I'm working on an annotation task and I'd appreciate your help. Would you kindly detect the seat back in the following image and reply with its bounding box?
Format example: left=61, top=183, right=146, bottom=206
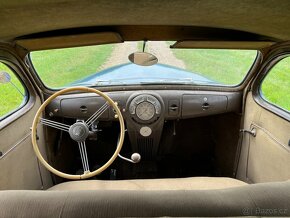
left=0, top=181, right=289, bottom=217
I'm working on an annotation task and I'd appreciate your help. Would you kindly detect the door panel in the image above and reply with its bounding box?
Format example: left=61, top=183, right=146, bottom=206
left=0, top=97, right=52, bottom=190
left=0, top=51, right=52, bottom=190
left=247, top=123, right=290, bottom=182
left=237, top=93, right=290, bottom=183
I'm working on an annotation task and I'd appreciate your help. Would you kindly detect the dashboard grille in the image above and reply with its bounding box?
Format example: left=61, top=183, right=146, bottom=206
left=137, top=137, right=154, bottom=160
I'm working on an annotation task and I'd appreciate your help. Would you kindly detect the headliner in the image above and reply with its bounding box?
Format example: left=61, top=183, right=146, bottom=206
left=0, top=0, right=290, bottom=42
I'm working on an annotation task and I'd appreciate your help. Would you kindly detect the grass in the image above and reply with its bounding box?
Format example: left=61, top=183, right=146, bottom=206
left=30, top=44, right=114, bottom=88
left=261, top=58, right=290, bottom=111
left=0, top=44, right=114, bottom=117
left=172, top=49, right=257, bottom=85
left=137, top=41, right=145, bottom=51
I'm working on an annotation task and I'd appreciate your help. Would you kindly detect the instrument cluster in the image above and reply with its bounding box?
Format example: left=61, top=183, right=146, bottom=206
left=129, top=94, right=162, bottom=123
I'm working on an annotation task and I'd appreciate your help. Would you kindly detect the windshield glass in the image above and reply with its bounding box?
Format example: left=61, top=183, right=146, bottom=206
left=30, top=41, right=257, bottom=89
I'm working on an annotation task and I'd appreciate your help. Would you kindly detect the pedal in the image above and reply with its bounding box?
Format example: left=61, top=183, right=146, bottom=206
left=110, top=169, right=117, bottom=180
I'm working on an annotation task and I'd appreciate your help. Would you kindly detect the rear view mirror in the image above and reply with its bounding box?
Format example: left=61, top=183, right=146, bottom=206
left=0, top=71, right=11, bottom=84
left=128, top=52, right=158, bottom=66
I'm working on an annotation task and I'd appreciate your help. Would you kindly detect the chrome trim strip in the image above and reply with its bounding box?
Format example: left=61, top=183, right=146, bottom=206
left=0, top=132, right=31, bottom=160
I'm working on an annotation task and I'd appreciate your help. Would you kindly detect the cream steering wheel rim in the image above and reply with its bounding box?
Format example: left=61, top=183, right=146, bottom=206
left=31, top=86, right=125, bottom=180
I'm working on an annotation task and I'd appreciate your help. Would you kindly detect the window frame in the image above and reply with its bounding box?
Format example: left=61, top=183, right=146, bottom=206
left=27, top=46, right=261, bottom=92
left=0, top=61, right=29, bottom=122
left=253, top=53, right=290, bottom=122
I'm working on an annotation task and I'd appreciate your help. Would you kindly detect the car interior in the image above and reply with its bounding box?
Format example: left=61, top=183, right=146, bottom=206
left=0, top=0, right=289, bottom=217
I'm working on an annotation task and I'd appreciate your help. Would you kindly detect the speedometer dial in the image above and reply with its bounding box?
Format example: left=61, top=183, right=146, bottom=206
left=136, top=101, right=155, bottom=121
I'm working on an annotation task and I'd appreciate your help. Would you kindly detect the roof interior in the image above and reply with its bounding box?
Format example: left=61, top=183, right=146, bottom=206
left=0, top=0, right=290, bottom=42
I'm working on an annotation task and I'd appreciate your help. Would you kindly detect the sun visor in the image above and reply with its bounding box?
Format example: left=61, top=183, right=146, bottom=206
left=15, top=32, right=123, bottom=51
left=170, top=40, right=275, bottom=50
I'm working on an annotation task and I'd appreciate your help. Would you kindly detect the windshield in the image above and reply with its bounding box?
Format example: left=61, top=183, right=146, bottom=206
left=30, top=41, right=257, bottom=89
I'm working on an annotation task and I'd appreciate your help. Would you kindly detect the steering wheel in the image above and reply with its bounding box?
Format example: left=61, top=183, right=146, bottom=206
left=31, top=87, right=125, bottom=180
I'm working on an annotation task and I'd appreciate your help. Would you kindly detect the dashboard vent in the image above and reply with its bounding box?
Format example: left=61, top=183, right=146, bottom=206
left=137, top=137, right=154, bottom=160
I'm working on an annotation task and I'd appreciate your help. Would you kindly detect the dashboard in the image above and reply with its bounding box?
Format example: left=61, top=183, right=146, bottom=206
left=46, top=90, right=241, bottom=159
left=47, top=90, right=241, bottom=120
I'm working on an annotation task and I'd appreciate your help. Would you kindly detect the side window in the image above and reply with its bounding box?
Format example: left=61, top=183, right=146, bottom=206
left=260, top=57, right=290, bottom=112
left=0, top=62, right=27, bottom=120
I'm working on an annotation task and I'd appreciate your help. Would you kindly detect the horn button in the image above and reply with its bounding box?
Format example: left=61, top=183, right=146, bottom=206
left=69, top=122, right=89, bottom=142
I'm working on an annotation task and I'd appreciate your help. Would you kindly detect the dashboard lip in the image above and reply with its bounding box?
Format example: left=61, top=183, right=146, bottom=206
left=43, top=85, right=244, bottom=100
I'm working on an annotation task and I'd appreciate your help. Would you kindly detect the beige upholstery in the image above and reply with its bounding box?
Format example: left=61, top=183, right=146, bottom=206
left=237, top=93, right=290, bottom=183
left=49, top=177, right=247, bottom=191
left=0, top=181, right=289, bottom=217
left=0, top=96, right=52, bottom=190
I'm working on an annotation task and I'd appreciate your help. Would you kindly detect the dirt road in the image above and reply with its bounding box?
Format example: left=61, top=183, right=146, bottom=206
left=100, top=41, right=185, bottom=70
left=146, top=41, right=185, bottom=69
left=99, top=42, right=138, bottom=70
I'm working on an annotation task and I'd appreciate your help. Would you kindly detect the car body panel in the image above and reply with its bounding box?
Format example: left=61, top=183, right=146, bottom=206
left=73, top=63, right=213, bottom=86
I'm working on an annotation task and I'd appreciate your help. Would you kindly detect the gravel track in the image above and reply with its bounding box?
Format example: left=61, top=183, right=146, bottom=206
left=146, top=41, right=185, bottom=69
left=99, top=41, right=185, bottom=70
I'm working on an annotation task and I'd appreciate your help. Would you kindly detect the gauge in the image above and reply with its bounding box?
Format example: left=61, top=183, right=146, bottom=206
left=129, top=105, right=136, bottom=114
left=135, top=96, right=145, bottom=104
left=140, top=126, right=152, bottom=137
left=136, top=101, right=155, bottom=121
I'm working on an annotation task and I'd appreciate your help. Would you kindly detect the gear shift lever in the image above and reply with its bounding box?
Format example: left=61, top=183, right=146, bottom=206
left=118, top=153, right=141, bottom=163
left=116, top=133, right=141, bottom=163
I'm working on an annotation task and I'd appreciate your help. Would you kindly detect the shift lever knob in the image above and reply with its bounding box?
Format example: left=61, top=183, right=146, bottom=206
left=131, top=153, right=141, bottom=163
left=118, top=152, right=141, bottom=164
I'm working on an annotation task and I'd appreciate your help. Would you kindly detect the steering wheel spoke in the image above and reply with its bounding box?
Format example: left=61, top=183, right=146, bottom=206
left=78, top=141, right=90, bottom=173
left=86, top=102, right=110, bottom=127
left=40, top=118, right=70, bottom=132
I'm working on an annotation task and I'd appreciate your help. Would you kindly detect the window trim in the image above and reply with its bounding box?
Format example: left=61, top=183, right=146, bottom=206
left=253, top=53, right=290, bottom=122
left=27, top=48, right=262, bottom=94
left=0, top=56, right=36, bottom=131
left=0, top=62, right=29, bottom=121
